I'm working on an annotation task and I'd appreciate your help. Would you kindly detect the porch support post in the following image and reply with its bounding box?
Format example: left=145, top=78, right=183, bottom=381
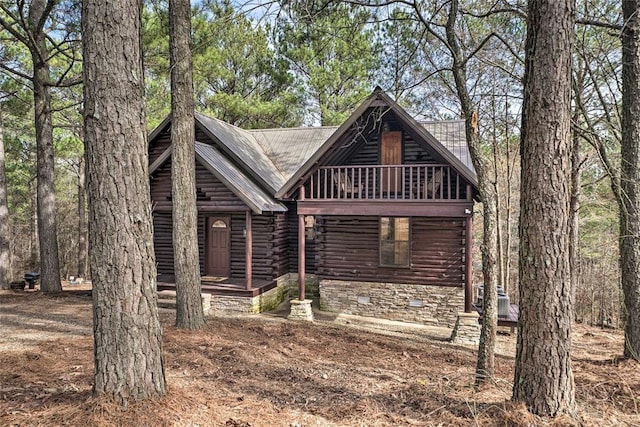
left=465, top=214, right=473, bottom=313
left=289, top=185, right=313, bottom=321
left=245, top=210, right=252, bottom=290
left=298, top=196, right=306, bottom=300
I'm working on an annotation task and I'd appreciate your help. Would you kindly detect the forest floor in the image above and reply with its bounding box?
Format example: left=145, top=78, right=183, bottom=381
left=0, top=284, right=638, bottom=427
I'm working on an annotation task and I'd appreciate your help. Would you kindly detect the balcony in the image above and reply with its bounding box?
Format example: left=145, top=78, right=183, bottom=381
left=305, top=164, right=469, bottom=201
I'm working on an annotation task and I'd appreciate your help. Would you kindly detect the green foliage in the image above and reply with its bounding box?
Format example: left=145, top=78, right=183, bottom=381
left=143, top=0, right=302, bottom=129
left=276, top=1, right=379, bottom=125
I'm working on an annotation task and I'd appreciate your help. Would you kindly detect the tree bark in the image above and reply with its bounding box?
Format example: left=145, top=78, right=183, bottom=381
left=83, top=0, right=166, bottom=401
left=30, top=2, right=62, bottom=292
left=169, top=0, right=205, bottom=329
left=512, top=0, right=576, bottom=417
left=0, top=103, right=9, bottom=289
left=621, top=0, right=640, bottom=360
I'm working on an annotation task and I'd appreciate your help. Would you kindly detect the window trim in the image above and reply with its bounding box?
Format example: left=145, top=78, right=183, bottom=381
left=379, top=216, right=411, bottom=268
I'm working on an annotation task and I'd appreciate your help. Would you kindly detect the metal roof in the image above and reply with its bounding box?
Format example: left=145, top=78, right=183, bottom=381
left=195, top=113, right=287, bottom=194
left=195, top=142, right=287, bottom=214
left=421, top=120, right=476, bottom=173
left=248, top=126, right=336, bottom=181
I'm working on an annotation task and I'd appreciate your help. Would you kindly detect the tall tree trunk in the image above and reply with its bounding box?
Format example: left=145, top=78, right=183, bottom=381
left=513, top=0, right=576, bottom=417
left=621, top=0, right=640, bottom=360
left=0, top=103, right=9, bottom=289
left=169, top=0, right=205, bottom=329
left=29, top=1, right=62, bottom=292
left=77, top=154, right=88, bottom=279
left=83, top=0, right=166, bottom=401
left=30, top=184, right=39, bottom=272
left=442, top=0, right=499, bottom=384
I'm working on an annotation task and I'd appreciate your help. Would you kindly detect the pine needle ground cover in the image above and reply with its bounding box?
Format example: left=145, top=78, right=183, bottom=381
left=0, top=287, right=637, bottom=426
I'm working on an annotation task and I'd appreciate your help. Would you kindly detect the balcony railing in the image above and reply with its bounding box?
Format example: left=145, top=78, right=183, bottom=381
left=306, top=164, right=467, bottom=201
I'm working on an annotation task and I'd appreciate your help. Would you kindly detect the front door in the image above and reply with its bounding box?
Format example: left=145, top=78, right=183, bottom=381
left=206, top=217, right=230, bottom=277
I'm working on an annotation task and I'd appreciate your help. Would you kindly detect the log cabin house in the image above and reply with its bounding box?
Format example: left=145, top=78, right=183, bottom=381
left=148, top=88, right=478, bottom=327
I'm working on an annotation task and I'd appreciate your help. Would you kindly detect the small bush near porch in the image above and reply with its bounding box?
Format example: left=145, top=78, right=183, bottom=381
left=0, top=289, right=637, bottom=426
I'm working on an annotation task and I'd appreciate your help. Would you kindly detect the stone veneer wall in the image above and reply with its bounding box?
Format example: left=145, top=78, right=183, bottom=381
left=287, top=274, right=320, bottom=299
left=208, top=274, right=291, bottom=315
left=319, top=279, right=464, bottom=328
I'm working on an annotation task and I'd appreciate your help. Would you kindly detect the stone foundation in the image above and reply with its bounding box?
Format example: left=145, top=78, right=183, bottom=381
left=450, top=312, right=481, bottom=345
left=287, top=274, right=320, bottom=299
left=288, top=299, right=314, bottom=321
left=319, top=279, right=464, bottom=327
left=208, top=275, right=290, bottom=315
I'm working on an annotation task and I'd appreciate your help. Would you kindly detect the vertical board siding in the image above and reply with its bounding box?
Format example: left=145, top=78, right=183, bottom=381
left=317, top=216, right=464, bottom=286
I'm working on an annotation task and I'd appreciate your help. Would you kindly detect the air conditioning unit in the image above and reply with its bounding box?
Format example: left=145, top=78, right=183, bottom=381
left=498, top=294, right=510, bottom=318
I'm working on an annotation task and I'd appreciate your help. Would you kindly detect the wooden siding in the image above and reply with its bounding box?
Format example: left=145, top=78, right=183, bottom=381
left=149, top=126, right=172, bottom=165
left=150, top=159, right=247, bottom=211
left=316, top=216, right=465, bottom=287
left=286, top=202, right=317, bottom=274
left=154, top=211, right=285, bottom=282
left=343, top=129, right=437, bottom=166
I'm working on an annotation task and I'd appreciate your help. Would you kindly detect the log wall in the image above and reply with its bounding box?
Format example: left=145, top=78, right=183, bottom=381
left=316, top=216, right=465, bottom=287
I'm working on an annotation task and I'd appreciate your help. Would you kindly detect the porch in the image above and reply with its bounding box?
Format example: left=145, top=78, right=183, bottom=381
left=157, top=276, right=276, bottom=297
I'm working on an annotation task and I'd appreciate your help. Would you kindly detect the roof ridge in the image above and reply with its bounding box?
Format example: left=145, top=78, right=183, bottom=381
left=248, top=125, right=339, bottom=132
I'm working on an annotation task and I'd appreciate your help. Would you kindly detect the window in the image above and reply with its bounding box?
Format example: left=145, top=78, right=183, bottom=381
left=211, top=219, right=227, bottom=228
left=380, top=217, right=410, bottom=267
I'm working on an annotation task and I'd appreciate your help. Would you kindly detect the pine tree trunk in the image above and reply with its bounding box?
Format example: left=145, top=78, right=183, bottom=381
left=169, top=0, right=205, bottom=329
left=513, top=0, right=576, bottom=417
left=77, top=154, right=88, bottom=279
left=621, top=0, right=640, bottom=361
left=32, top=55, right=62, bottom=292
left=83, top=0, right=166, bottom=401
left=0, top=103, right=9, bottom=290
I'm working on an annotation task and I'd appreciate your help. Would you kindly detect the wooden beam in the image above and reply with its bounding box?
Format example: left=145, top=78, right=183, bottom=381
left=245, top=211, right=252, bottom=290
left=465, top=215, right=473, bottom=313
left=298, top=186, right=306, bottom=300
left=152, top=205, right=250, bottom=212
left=297, top=200, right=474, bottom=217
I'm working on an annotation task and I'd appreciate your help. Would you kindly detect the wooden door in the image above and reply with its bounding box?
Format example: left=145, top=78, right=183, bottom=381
left=206, top=217, right=230, bottom=277
left=381, top=131, right=402, bottom=194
